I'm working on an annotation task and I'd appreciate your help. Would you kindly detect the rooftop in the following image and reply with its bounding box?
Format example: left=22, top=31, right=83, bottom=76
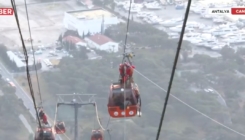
left=87, top=34, right=114, bottom=45
left=62, top=35, right=85, bottom=44
left=67, top=8, right=114, bottom=20
left=7, top=51, right=33, bottom=67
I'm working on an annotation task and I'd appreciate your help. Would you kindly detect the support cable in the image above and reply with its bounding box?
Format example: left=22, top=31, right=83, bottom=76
left=23, top=0, right=43, bottom=106
left=131, top=68, right=245, bottom=138
left=10, top=0, right=42, bottom=130
left=123, top=0, right=133, bottom=54
left=155, top=0, right=192, bottom=139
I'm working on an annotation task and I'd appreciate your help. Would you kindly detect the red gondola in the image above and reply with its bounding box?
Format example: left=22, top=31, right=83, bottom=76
left=34, top=125, right=55, bottom=140
left=54, top=121, right=66, bottom=134
left=107, top=82, right=141, bottom=118
left=91, top=129, right=104, bottom=140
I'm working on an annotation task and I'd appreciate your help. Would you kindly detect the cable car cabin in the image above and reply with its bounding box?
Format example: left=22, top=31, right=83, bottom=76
left=34, top=125, right=55, bottom=140
left=107, top=82, right=140, bottom=118
left=54, top=121, right=66, bottom=134
left=91, top=130, right=103, bottom=140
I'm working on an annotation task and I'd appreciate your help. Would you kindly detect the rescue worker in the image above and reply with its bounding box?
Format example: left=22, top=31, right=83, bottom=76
left=39, top=110, right=48, bottom=125
left=133, top=84, right=140, bottom=102
left=119, top=62, right=135, bottom=85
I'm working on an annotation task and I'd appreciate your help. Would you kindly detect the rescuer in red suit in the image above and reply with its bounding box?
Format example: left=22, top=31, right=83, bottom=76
left=119, top=62, right=135, bottom=85
left=39, top=110, right=48, bottom=125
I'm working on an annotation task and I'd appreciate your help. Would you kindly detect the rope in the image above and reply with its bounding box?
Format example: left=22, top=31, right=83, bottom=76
left=133, top=68, right=245, bottom=137
left=10, top=0, right=42, bottom=130
left=53, top=103, right=72, bottom=140
left=93, top=103, right=108, bottom=131
left=23, top=0, right=43, bottom=106
left=155, top=0, right=192, bottom=139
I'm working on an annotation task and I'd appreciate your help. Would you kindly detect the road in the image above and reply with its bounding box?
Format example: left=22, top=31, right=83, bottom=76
left=19, top=114, right=34, bottom=134
left=0, top=63, right=62, bottom=140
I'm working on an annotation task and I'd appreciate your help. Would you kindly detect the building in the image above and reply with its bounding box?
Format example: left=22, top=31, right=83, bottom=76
left=62, top=35, right=87, bottom=50
left=7, top=51, right=34, bottom=68
left=85, top=34, right=119, bottom=53
left=63, top=8, right=121, bottom=36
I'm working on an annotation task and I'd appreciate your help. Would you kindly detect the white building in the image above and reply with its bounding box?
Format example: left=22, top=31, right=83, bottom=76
left=63, top=8, right=121, bottom=36
left=85, top=34, right=119, bottom=53
left=7, top=51, right=34, bottom=68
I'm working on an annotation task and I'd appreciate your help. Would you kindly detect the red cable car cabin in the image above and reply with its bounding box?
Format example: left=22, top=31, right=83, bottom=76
left=34, top=125, right=55, bottom=140
left=54, top=121, right=66, bottom=134
left=91, top=130, right=104, bottom=140
left=107, top=82, right=140, bottom=118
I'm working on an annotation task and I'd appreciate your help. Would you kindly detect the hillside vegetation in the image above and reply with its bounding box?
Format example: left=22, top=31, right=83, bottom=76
left=2, top=21, right=245, bottom=140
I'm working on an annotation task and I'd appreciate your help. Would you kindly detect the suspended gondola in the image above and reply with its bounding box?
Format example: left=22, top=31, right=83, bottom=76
left=54, top=121, right=66, bottom=134
left=107, top=53, right=141, bottom=118
left=34, top=125, right=55, bottom=140
left=91, top=129, right=104, bottom=140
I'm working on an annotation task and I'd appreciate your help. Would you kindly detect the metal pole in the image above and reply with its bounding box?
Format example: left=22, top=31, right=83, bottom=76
left=57, top=102, right=94, bottom=140
left=56, top=94, right=96, bottom=140
left=74, top=104, right=79, bottom=140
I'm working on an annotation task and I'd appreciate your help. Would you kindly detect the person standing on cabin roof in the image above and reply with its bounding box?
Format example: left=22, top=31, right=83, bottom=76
left=42, top=113, right=48, bottom=125
left=119, top=62, right=135, bottom=85
left=39, top=110, right=48, bottom=125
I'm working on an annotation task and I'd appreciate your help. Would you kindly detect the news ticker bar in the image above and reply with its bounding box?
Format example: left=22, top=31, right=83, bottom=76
left=209, top=8, right=245, bottom=15
left=0, top=8, right=14, bottom=15
left=1, top=7, right=245, bottom=15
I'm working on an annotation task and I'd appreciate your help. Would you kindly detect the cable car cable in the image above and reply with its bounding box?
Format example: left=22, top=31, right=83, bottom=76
left=131, top=68, right=245, bottom=137
left=106, top=117, right=111, bottom=140
left=123, top=0, right=133, bottom=54
left=10, top=0, right=42, bottom=129
left=155, top=0, right=192, bottom=139
left=121, top=1, right=133, bottom=139
left=23, top=0, right=43, bottom=106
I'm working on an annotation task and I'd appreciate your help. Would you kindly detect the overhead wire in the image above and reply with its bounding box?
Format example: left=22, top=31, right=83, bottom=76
left=121, top=1, right=133, bottom=140
left=23, top=0, right=43, bottom=106
left=10, top=0, right=42, bottom=130
left=133, top=68, right=245, bottom=137
left=123, top=0, right=133, bottom=55
left=155, top=0, right=192, bottom=139
left=105, top=117, right=111, bottom=140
